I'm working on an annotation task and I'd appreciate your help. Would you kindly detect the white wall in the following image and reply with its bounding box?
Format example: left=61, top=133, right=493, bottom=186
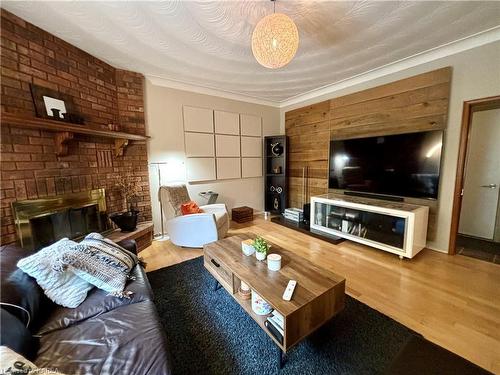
left=281, top=41, right=500, bottom=252
left=145, top=83, right=281, bottom=235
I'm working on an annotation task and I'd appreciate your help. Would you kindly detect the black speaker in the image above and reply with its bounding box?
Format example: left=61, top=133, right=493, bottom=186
left=302, top=203, right=310, bottom=224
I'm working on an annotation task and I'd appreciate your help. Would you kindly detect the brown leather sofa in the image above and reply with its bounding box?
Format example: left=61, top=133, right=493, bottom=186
left=0, top=240, right=171, bottom=375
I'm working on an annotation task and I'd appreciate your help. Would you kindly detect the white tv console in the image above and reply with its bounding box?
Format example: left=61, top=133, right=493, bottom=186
left=310, top=194, right=429, bottom=259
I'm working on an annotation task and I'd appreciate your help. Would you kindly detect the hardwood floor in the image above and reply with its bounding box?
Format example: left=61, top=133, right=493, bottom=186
left=140, top=215, right=500, bottom=373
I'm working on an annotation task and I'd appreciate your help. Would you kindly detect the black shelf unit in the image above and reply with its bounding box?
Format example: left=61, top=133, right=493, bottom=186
left=264, top=135, right=287, bottom=214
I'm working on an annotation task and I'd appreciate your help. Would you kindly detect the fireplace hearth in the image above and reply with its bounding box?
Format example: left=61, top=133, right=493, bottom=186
left=12, top=189, right=110, bottom=250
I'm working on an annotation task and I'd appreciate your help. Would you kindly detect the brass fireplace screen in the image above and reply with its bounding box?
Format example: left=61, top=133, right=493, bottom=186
left=12, top=189, right=110, bottom=250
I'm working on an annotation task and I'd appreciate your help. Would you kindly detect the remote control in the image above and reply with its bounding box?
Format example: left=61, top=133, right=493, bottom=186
left=282, top=280, right=297, bottom=301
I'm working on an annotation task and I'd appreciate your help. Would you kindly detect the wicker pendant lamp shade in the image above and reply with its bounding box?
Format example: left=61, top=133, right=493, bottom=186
left=251, top=9, right=299, bottom=69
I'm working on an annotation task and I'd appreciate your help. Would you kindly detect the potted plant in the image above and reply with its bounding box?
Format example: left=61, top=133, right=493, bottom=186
left=110, top=180, right=141, bottom=232
left=252, top=236, right=271, bottom=261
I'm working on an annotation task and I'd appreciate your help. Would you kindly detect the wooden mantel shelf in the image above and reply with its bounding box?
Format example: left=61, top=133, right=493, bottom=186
left=1, top=113, right=149, bottom=157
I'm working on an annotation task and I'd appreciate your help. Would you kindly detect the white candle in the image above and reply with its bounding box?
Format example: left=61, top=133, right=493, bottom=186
left=267, top=254, right=282, bottom=271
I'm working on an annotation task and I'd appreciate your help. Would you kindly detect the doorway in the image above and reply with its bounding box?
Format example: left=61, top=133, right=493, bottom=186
left=449, top=96, right=500, bottom=263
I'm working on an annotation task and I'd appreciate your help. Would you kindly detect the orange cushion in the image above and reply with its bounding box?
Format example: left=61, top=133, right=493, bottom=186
left=180, top=201, right=204, bottom=215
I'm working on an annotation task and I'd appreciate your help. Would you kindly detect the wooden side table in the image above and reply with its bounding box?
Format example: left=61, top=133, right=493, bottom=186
left=232, top=206, right=253, bottom=223
left=106, top=221, right=153, bottom=252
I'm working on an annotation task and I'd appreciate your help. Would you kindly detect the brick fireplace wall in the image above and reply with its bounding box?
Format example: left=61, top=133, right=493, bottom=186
left=0, top=9, right=151, bottom=245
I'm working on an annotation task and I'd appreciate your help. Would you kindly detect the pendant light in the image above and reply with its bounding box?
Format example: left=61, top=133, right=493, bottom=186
left=251, top=0, right=299, bottom=69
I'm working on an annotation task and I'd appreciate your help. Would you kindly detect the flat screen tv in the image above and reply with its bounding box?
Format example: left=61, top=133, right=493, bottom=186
left=329, top=130, right=443, bottom=200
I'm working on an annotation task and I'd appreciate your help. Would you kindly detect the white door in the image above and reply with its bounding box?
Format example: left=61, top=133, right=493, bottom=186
left=459, top=109, right=500, bottom=239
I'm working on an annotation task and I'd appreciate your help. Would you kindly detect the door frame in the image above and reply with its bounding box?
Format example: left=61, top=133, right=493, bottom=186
left=448, top=95, right=500, bottom=254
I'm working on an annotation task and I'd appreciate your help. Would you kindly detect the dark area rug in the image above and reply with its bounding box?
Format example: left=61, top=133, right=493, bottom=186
left=148, top=256, right=415, bottom=375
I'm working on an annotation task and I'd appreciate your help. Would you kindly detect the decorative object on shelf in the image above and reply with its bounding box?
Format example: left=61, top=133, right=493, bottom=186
left=199, top=191, right=219, bottom=204
left=238, top=281, right=251, bottom=300
left=50, top=108, right=61, bottom=118
left=270, top=142, right=283, bottom=156
left=270, top=185, right=283, bottom=194
left=273, top=196, right=280, bottom=211
left=30, top=84, right=83, bottom=124
left=272, top=166, right=282, bottom=174
left=251, top=0, right=299, bottom=69
left=252, top=236, right=270, bottom=261
left=251, top=290, right=273, bottom=315
left=267, top=254, right=282, bottom=271
left=232, top=206, right=254, bottom=223
left=241, top=239, right=255, bottom=256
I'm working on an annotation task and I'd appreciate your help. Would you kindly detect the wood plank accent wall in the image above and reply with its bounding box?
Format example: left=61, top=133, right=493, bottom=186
left=285, top=101, right=330, bottom=209
left=285, top=67, right=452, bottom=240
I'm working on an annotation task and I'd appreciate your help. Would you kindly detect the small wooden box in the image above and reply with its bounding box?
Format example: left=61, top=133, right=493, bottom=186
left=232, top=206, right=253, bottom=223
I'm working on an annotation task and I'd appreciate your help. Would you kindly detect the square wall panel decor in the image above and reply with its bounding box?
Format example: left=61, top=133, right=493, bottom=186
left=216, top=158, right=241, bottom=180
left=215, top=110, right=240, bottom=135
left=183, top=106, right=262, bottom=182
left=242, top=158, right=262, bottom=178
left=241, top=136, right=262, bottom=157
left=183, top=106, right=214, bottom=133
left=186, top=158, right=216, bottom=182
left=215, top=134, right=240, bottom=157
left=185, top=132, right=215, bottom=157
left=241, top=114, right=262, bottom=136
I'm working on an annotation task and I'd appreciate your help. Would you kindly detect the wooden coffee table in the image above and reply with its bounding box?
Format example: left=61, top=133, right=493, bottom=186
left=203, top=233, right=346, bottom=368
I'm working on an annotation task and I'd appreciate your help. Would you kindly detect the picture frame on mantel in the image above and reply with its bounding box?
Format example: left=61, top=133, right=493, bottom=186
left=30, top=84, right=84, bottom=124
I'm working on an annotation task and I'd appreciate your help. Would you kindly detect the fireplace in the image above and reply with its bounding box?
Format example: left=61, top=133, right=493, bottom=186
left=12, top=189, right=111, bottom=250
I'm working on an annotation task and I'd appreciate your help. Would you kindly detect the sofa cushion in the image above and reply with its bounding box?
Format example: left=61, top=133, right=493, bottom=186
left=181, top=201, right=203, bottom=215
left=17, top=239, right=94, bottom=309
left=0, top=308, right=37, bottom=360
left=0, top=244, right=49, bottom=327
left=56, top=233, right=140, bottom=296
left=160, top=184, right=190, bottom=217
left=37, top=264, right=152, bottom=335
left=35, top=300, right=172, bottom=375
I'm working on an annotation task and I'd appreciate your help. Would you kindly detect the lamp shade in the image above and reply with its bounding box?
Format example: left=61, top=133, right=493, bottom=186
left=251, top=13, right=299, bottom=69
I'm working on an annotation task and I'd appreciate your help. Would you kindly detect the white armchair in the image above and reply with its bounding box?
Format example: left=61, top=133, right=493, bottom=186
left=159, top=185, right=229, bottom=248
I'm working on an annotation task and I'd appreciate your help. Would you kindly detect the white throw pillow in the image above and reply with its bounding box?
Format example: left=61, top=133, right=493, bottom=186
left=55, top=233, right=140, bottom=297
left=17, top=238, right=93, bottom=308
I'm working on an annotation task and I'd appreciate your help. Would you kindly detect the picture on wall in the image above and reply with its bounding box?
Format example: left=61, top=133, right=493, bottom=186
left=30, top=84, right=84, bottom=124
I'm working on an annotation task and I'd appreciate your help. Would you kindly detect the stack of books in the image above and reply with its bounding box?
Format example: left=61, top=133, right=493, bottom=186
left=283, top=208, right=303, bottom=222
left=264, top=310, right=284, bottom=344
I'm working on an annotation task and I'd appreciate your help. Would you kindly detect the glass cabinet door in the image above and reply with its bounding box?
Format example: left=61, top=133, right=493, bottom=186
left=313, top=201, right=406, bottom=250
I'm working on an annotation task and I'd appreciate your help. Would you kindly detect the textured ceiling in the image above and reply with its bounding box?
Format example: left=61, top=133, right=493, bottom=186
left=3, top=1, right=500, bottom=104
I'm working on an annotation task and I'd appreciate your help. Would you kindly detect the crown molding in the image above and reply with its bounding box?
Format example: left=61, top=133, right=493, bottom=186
left=145, top=75, right=281, bottom=108
left=146, top=26, right=500, bottom=109
left=279, top=26, right=500, bottom=108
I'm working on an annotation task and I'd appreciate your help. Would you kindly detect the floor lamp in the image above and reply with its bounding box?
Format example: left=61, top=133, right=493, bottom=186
left=150, top=162, right=169, bottom=241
